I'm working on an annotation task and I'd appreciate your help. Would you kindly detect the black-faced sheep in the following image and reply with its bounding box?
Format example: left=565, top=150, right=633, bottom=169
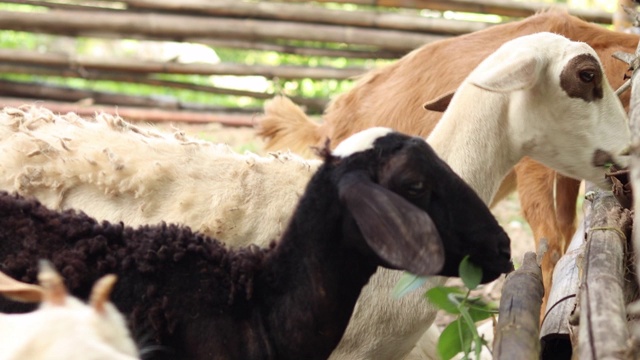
left=0, top=128, right=512, bottom=360
left=0, top=261, right=139, bottom=360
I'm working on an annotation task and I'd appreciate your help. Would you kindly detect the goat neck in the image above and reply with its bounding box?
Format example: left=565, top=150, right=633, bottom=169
left=426, top=86, right=517, bottom=204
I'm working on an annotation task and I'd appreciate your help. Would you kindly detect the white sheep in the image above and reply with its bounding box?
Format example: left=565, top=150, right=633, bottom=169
left=0, top=261, right=138, bottom=360
left=0, top=107, right=319, bottom=247
left=0, top=32, right=630, bottom=360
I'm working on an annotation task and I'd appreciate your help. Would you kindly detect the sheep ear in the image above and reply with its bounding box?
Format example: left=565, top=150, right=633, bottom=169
left=90, top=274, right=117, bottom=315
left=469, top=53, right=540, bottom=92
left=338, top=172, right=445, bottom=276
left=0, top=271, right=44, bottom=303
left=37, top=260, right=67, bottom=306
left=423, top=91, right=455, bottom=112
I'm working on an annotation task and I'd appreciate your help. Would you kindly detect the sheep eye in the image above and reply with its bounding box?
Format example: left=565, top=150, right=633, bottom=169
left=406, top=181, right=425, bottom=196
left=579, top=70, right=595, bottom=83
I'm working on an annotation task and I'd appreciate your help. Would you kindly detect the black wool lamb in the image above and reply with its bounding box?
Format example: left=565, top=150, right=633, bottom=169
left=0, top=127, right=512, bottom=360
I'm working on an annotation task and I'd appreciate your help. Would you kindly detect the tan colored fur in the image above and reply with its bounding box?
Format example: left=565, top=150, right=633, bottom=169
left=0, top=106, right=320, bottom=248
left=258, top=10, right=638, bottom=327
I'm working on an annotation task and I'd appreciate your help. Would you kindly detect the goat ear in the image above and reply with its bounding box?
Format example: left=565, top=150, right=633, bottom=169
left=0, top=271, right=44, bottom=303
left=423, top=91, right=455, bottom=112
left=469, top=53, right=540, bottom=92
left=338, top=172, right=445, bottom=276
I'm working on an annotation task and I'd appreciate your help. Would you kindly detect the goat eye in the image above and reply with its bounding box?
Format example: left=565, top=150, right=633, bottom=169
left=579, top=70, right=595, bottom=83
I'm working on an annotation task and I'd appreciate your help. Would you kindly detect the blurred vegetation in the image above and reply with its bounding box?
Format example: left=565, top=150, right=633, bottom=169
left=0, top=2, right=394, bottom=112
left=0, top=0, right=616, bottom=113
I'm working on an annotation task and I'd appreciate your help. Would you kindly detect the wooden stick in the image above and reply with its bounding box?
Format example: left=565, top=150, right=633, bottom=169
left=539, top=220, right=583, bottom=359
left=577, top=187, right=632, bottom=360
left=0, top=97, right=257, bottom=127
left=121, top=0, right=492, bottom=35
left=0, top=9, right=446, bottom=52
left=269, top=0, right=613, bottom=24
left=0, top=48, right=367, bottom=80
left=493, top=251, right=543, bottom=360
left=191, top=38, right=404, bottom=60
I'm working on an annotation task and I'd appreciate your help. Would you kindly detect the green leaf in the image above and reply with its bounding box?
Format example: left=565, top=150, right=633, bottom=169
left=459, top=256, right=483, bottom=290
left=465, top=297, right=499, bottom=322
left=437, top=319, right=474, bottom=360
left=392, top=272, right=427, bottom=298
left=425, top=286, right=464, bottom=314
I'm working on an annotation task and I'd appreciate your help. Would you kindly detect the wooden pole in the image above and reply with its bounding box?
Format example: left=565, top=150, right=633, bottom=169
left=0, top=48, right=367, bottom=80
left=0, top=97, right=257, bottom=126
left=0, top=67, right=330, bottom=113
left=192, top=38, right=404, bottom=60
left=493, top=251, right=544, bottom=360
left=0, top=9, right=447, bottom=52
left=268, top=0, right=613, bottom=24
left=577, top=187, right=632, bottom=360
left=613, top=0, right=636, bottom=32
left=539, top=221, right=584, bottom=359
left=120, top=0, right=492, bottom=35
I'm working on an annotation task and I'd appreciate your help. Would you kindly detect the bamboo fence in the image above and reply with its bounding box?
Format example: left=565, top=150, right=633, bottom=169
left=0, top=0, right=616, bottom=123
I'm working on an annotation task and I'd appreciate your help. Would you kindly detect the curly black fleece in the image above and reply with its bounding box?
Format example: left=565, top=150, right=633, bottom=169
left=0, top=191, right=271, bottom=351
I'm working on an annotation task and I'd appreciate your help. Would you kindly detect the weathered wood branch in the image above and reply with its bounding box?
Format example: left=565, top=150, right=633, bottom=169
left=0, top=9, right=447, bottom=51
left=627, top=8, right=640, bottom=355
left=577, top=188, right=633, bottom=360
left=119, top=0, right=492, bottom=35
left=0, top=66, right=329, bottom=112
left=269, top=0, right=613, bottom=24
left=193, top=38, right=403, bottom=59
left=10, top=0, right=492, bottom=35
left=0, top=96, right=257, bottom=126
left=0, top=79, right=255, bottom=114
left=493, top=251, right=544, bottom=360
left=539, top=221, right=583, bottom=359
left=0, top=48, right=366, bottom=80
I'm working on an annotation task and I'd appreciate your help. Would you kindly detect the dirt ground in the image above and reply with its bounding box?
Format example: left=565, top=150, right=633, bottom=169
left=145, top=120, right=537, bottom=334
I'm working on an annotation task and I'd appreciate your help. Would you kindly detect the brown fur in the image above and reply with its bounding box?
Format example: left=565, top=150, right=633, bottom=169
left=257, top=9, right=638, bottom=318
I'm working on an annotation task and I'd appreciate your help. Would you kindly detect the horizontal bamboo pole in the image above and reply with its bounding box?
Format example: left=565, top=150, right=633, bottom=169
left=0, top=49, right=367, bottom=80
left=11, top=0, right=492, bottom=35
left=0, top=96, right=257, bottom=126
left=0, top=65, right=329, bottom=112
left=270, top=0, right=613, bottom=24
left=0, top=9, right=446, bottom=52
left=192, top=38, right=403, bottom=60
left=121, top=0, right=492, bottom=35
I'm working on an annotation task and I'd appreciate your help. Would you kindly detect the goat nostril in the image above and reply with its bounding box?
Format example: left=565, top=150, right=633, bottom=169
left=592, top=149, right=616, bottom=168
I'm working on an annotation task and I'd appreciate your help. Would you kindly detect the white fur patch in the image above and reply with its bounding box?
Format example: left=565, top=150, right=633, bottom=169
left=332, top=127, right=394, bottom=158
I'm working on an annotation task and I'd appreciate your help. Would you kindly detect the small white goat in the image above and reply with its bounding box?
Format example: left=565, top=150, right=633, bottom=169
left=0, top=261, right=138, bottom=360
left=370, top=31, right=630, bottom=360
left=0, top=32, right=629, bottom=360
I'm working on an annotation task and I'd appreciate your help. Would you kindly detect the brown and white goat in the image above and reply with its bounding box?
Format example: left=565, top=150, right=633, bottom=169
left=258, top=9, right=638, bottom=326
left=260, top=31, right=630, bottom=360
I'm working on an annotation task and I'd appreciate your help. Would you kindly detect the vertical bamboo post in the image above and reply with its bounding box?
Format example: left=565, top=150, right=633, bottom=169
left=614, top=0, right=636, bottom=32
left=493, top=252, right=544, bottom=360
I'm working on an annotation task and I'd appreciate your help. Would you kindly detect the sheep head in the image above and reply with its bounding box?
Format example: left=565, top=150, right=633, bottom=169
left=331, top=128, right=513, bottom=283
